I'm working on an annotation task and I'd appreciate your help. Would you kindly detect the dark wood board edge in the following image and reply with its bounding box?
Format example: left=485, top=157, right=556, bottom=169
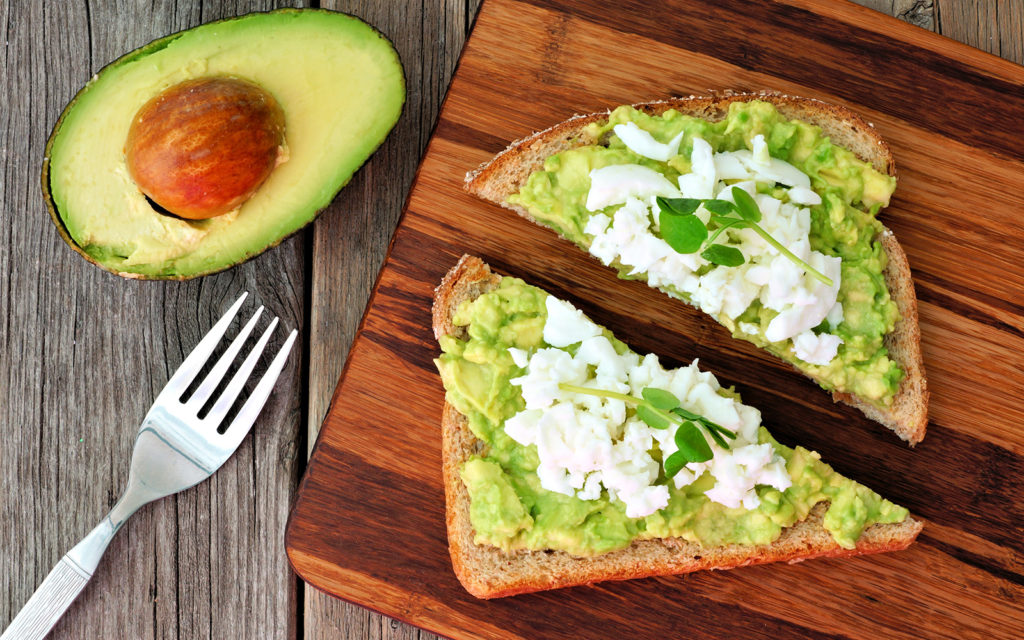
left=784, top=0, right=1024, bottom=80
left=287, top=0, right=1024, bottom=636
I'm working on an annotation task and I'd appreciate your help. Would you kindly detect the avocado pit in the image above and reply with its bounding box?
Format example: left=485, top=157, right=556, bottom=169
left=125, top=76, right=286, bottom=220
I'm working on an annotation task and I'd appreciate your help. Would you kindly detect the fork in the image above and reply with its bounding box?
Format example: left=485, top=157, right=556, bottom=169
left=1, top=292, right=297, bottom=640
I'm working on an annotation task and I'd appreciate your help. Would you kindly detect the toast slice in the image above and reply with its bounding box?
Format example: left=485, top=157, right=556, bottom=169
left=465, top=93, right=928, bottom=444
left=433, top=255, right=922, bottom=599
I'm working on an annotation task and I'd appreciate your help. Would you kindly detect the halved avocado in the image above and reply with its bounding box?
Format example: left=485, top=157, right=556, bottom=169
left=43, top=9, right=405, bottom=279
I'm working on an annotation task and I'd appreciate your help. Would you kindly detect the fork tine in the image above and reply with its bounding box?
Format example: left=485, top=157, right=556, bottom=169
left=203, top=317, right=279, bottom=428
left=219, top=329, right=298, bottom=451
left=184, top=306, right=264, bottom=412
left=160, top=292, right=248, bottom=400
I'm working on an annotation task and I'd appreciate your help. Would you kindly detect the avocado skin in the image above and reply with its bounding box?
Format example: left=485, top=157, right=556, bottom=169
left=42, top=8, right=407, bottom=280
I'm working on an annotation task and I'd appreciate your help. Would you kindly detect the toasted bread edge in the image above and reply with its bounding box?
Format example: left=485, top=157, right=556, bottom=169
left=464, top=92, right=928, bottom=444
left=432, top=254, right=922, bottom=599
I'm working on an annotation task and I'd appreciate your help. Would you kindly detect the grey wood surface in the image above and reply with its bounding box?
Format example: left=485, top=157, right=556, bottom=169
left=2, top=1, right=307, bottom=639
left=306, top=3, right=480, bottom=639
left=0, top=1, right=1017, bottom=639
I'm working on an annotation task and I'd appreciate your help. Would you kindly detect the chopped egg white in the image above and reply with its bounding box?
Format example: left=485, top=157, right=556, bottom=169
left=712, top=134, right=811, bottom=188
left=761, top=252, right=841, bottom=342
left=583, top=132, right=844, bottom=362
left=586, top=165, right=681, bottom=211
left=613, top=121, right=684, bottom=161
left=701, top=443, right=791, bottom=509
left=714, top=152, right=750, bottom=181
left=751, top=134, right=771, bottom=167
left=792, top=330, right=844, bottom=366
left=788, top=185, right=823, bottom=206
left=508, top=347, right=530, bottom=368
left=506, top=296, right=791, bottom=518
left=677, top=137, right=717, bottom=199
left=826, top=301, right=844, bottom=329
left=543, top=296, right=602, bottom=347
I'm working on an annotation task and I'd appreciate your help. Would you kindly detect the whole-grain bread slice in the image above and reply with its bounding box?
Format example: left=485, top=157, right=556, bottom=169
left=433, top=254, right=923, bottom=599
left=464, top=92, right=928, bottom=444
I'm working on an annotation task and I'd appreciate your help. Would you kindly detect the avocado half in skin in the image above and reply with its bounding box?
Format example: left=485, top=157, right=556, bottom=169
left=43, top=9, right=405, bottom=279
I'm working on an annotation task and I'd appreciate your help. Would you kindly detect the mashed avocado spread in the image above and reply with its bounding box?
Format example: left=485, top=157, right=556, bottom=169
left=508, top=101, right=903, bottom=406
left=435, top=277, right=908, bottom=557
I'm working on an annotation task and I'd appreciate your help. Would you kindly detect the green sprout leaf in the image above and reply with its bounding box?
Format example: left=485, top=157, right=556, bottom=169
left=656, top=196, right=703, bottom=216
left=702, top=199, right=735, bottom=216
left=701, top=420, right=736, bottom=440
left=558, top=383, right=738, bottom=469
left=660, top=212, right=708, bottom=254
left=706, top=426, right=730, bottom=450
left=674, top=421, right=697, bottom=450
left=671, top=406, right=700, bottom=421
left=636, top=405, right=674, bottom=430
left=641, top=387, right=679, bottom=411
left=664, top=451, right=688, bottom=479
left=672, top=409, right=739, bottom=451
left=652, top=185, right=833, bottom=286
left=730, top=186, right=762, bottom=222
left=705, top=217, right=747, bottom=246
left=701, top=244, right=745, bottom=267
left=673, top=421, right=714, bottom=463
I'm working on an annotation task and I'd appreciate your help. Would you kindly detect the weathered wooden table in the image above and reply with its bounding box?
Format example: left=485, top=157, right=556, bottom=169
left=1, top=1, right=1019, bottom=639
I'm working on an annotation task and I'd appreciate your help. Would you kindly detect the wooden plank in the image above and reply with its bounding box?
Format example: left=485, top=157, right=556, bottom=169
left=936, top=0, right=1024, bottom=64
left=305, top=2, right=481, bottom=639
left=287, top=0, right=1024, bottom=638
left=1, top=1, right=1014, bottom=639
left=1, top=2, right=304, bottom=639
left=855, top=0, right=935, bottom=29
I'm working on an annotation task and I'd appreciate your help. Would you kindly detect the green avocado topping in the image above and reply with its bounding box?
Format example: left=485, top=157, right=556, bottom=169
left=435, top=277, right=908, bottom=557
left=508, top=101, right=903, bottom=406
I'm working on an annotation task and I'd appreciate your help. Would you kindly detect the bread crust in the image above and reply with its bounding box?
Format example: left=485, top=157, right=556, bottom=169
left=433, top=255, right=922, bottom=599
left=464, top=92, right=928, bottom=444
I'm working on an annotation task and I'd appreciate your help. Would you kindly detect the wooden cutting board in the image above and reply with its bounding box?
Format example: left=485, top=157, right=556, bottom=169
left=285, top=0, right=1024, bottom=637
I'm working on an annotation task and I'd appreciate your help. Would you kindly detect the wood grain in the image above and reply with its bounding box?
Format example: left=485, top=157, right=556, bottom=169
left=937, top=0, right=1024, bottom=64
left=857, top=0, right=935, bottom=29
left=305, top=2, right=479, bottom=639
left=1, top=2, right=305, bottom=640
left=2, top=1, right=1018, bottom=639
left=287, top=0, right=1024, bottom=638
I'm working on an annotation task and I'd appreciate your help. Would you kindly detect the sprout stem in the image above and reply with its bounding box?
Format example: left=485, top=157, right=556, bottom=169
left=558, top=383, right=684, bottom=426
left=748, top=223, right=834, bottom=286
left=557, top=383, right=641, bottom=406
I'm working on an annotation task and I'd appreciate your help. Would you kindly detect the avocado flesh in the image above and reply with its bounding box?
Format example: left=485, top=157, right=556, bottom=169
left=509, top=102, right=904, bottom=407
left=44, top=9, right=405, bottom=279
left=435, top=277, right=911, bottom=556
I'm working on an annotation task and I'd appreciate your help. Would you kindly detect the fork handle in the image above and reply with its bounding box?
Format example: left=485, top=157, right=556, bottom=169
left=0, top=556, right=91, bottom=640
left=2, top=510, right=128, bottom=640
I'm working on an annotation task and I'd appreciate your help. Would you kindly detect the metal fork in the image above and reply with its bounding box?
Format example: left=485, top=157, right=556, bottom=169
left=1, top=292, right=297, bottom=640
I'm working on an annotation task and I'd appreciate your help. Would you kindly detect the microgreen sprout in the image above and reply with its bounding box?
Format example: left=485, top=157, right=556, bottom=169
left=655, top=186, right=833, bottom=286
left=557, top=383, right=737, bottom=478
